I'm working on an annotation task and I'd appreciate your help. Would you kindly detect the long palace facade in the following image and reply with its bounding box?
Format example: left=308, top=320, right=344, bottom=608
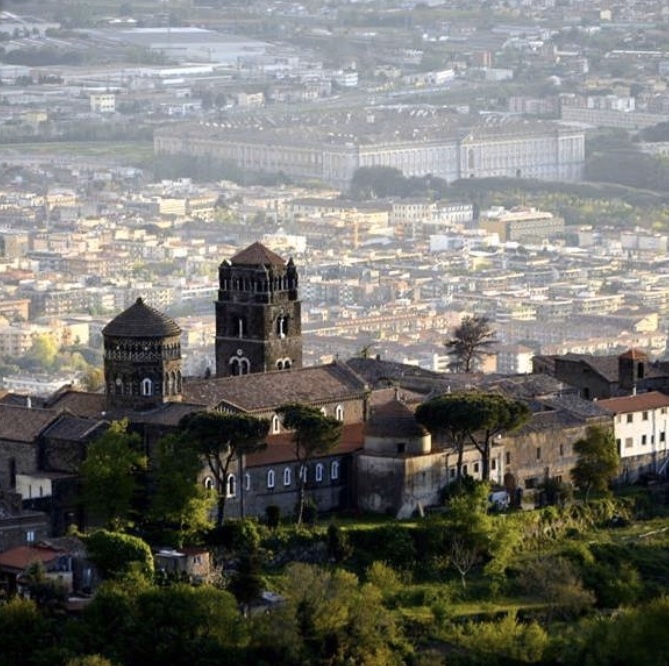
left=154, top=110, right=585, bottom=190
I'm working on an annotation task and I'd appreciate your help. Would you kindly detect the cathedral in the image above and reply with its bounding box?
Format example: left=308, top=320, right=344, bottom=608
left=0, top=242, right=620, bottom=536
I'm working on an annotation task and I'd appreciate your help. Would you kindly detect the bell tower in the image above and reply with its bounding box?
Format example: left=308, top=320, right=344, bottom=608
left=215, top=242, right=302, bottom=377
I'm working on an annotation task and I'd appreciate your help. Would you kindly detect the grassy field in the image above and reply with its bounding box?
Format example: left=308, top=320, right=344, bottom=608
left=2, top=141, right=155, bottom=166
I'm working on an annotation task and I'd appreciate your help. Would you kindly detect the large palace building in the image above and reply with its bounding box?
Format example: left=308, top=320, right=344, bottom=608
left=154, top=108, right=585, bottom=190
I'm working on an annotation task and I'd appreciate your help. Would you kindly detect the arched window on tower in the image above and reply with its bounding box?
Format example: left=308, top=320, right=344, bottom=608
left=267, top=469, right=275, bottom=489
left=237, top=317, right=245, bottom=338
left=272, top=415, right=280, bottom=434
left=141, top=378, right=153, bottom=397
left=335, top=405, right=344, bottom=421
left=277, top=315, right=288, bottom=338
left=239, top=358, right=250, bottom=375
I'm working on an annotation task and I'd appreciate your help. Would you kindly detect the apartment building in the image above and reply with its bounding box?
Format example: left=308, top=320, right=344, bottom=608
left=598, top=392, right=669, bottom=482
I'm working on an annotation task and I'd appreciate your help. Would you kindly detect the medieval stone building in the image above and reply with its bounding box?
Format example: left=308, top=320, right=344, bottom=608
left=215, top=242, right=302, bottom=377
left=0, top=241, right=655, bottom=538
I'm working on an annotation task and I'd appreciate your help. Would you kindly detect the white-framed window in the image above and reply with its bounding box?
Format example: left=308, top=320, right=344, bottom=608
left=227, top=474, right=237, bottom=498
left=320, top=407, right=327, bottom=416
left=315, top=463, right=324, bottom=482
left=141, top=378, right=153, bottom=396
left=300, top=465, right=308, bottom=482
left=267, top=469, right=275, bottom=489
left=245, top=473, right=251, bottom=491
left=335, top=405, right=344, bottom=421
left=203, top=476, right=215, bottom=490
left=272, top=415, right=281, bottom=434
left=283, top=467, right=291, bottom=486
left=26, top=530, right=35, bottom=544
left=331, top=460, right=339, bottom=480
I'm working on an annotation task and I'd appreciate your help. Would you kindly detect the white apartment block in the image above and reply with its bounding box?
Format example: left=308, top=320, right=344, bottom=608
left=598, top=392, right=669, bottom=482
left=89, top=93, right=116, bottom=113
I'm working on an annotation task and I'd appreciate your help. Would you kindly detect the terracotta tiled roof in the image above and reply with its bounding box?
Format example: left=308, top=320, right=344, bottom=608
left=0, top=545, right=62, bottom=572
left=365, top=400, right=427, bottom=438
left=43, top=416, right=107, bottom=441
left=598, top=391, right=669, bottom=414
left=247, top=423, right=364, bottom=466
left=183, top=362, right=368, bottom=411
left=46, top=390, right=205, bottom=427
left=102, top=297, right=181, bottom=338
left=619, top=348, right=648, bottom=360
left=229, top=242, right=285, bottom=267
left=0, top=405, right=61, bottom=442
left=44, top=391, right=108, bottom=418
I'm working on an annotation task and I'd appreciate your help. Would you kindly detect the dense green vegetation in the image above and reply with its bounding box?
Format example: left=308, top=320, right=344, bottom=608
left=7, top=475, right=669, bottom=665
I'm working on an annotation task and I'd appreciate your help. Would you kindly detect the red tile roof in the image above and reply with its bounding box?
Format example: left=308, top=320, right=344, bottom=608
left=0, top=545, right=62, bottom=572
left=247, top=423, right=364, bottom=466
left=598, top=391, right=669, bottom=414
left=229, top=242, right=285, bottom=267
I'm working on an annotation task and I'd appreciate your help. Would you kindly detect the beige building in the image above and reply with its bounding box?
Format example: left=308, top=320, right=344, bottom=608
left=154, top=113, right=585, bottom=191
left=478, top=207, right=565, bottom=243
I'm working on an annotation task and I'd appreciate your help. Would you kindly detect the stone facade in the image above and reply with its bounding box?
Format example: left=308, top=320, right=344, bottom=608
left=215, top=242, right=302, bottom=377
left=103, top=298, right=183, bottom=410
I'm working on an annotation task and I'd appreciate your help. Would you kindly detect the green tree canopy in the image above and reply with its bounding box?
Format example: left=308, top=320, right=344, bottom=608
left=179, top=411, right=269, bottom=526
left=416, top=392, right=530, bottom=480
left=149, top=432, right=215, bottom=546
left=445, top=314, right=497, bottom=373
left=80, top=419, right=146, bottom=530
left=276, top=403, right=343, bottom=524
left=84, top=530, right=154, bottom=581
left=571, top=425, right=619, bottom=500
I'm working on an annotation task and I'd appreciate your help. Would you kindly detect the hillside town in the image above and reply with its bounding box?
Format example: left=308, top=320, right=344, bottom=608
left=3, top=1, right=669, bottom=664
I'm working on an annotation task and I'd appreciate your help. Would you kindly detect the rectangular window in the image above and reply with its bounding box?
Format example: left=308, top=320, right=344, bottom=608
left=661, top=432, right=666, bottom=442
left=525, top=477, right=537, bottom=490
left=536, top=447, right=541, bottom=461
left=559, top=443, right=564, bottom=456
left=505, top=452, right=511, bottom=466
left=642, top=435, right=647, bottom=445
left=473, top=462, right=480, bottom=474
left=491, top=459, right=497, bottom=471
left=26, top=530, right=35, bottom=544
left=643, top=411, right=649, bottom=421
left=462, top=464, right=468, bottom=476
left=625, top=437, right=633, bottom=449
left=449, top=468, right=456, bottom=479
left=627, top=414, right=634, bottom=423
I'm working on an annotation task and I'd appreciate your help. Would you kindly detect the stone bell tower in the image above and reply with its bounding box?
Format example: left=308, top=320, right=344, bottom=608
left=215, top=242, right=302, bottom=377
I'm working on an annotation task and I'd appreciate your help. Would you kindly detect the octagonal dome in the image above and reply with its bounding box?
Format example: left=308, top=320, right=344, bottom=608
left=102, top=298, right=181, bottom=339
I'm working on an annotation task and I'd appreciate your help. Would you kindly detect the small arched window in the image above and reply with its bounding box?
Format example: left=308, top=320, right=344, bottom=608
left=300, top=465, right=308, bottom=482
left=283, top=467, right=291, bottom=486
left=239, top=358, right=251, bottom=375
left=335, top=404, right=344, bottom=421
left=203, top=476, right=215, bottom=490
left=272, top=415, right=280, bottom=434
left=284, top=359, right=292, bottom=369
left=320, top=407, right=327, bottom=416
left=227, top=474, right=237, bottom=498
left=331, top=461, right=339, bottom=481
left=315, top=463, right=324, bottom=483
left=277, top=360, right=284, bottom=370
left=267, top=469, right=275, bottom=489
left=141, top=378, right=153, bottom=396
left=245, top=473, right=251, bottom=491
